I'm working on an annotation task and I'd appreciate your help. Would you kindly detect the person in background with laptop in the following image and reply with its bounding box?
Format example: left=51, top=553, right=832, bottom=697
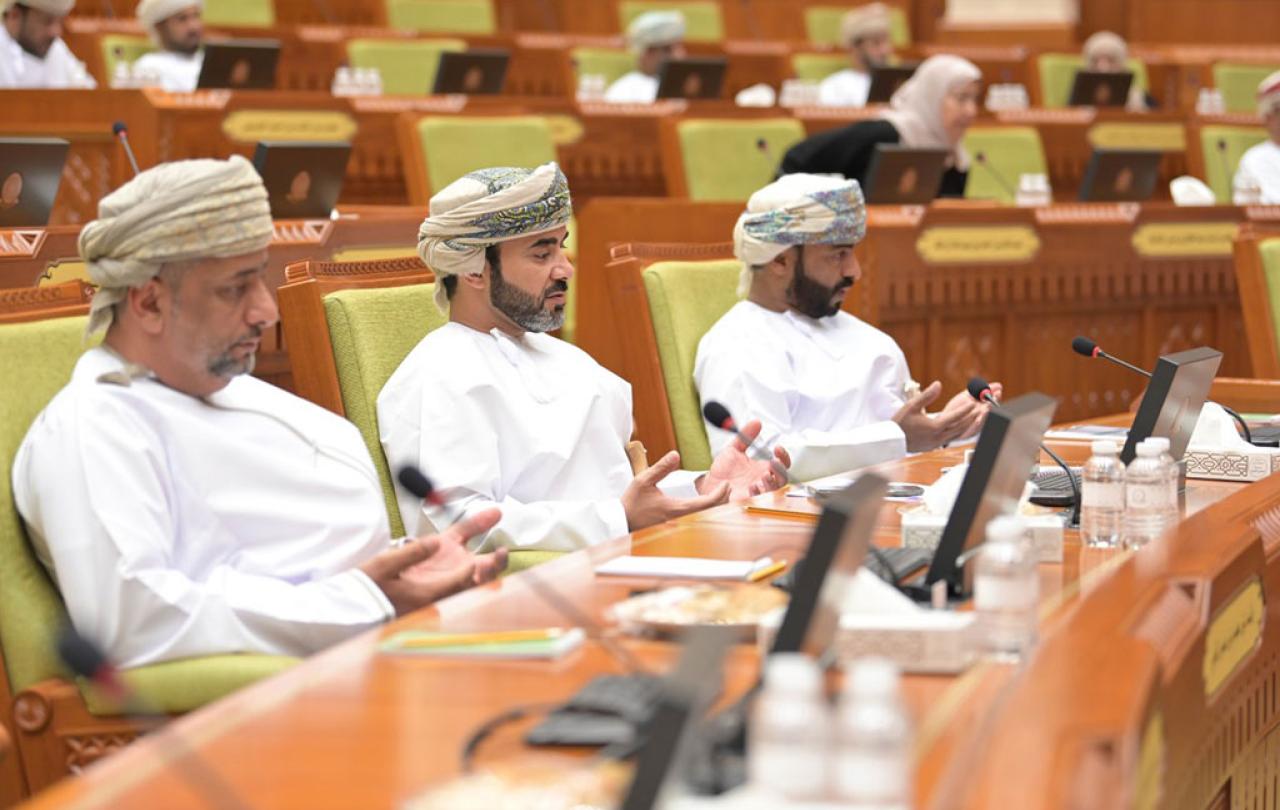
left=1232, top=71, right=1280, bottom=203
left=603, top=10, right=685, bottom=104
left=1081, top=31, right=1153, bottom=112
left=695, top=173, right=996, bottom=482
left=131, top=0, right=204, bottom=92
left=0, top=0, right=95, bottom=88
left=817, top=3, right=896, bottom=108
left=779, top=55, right=980, bottom=198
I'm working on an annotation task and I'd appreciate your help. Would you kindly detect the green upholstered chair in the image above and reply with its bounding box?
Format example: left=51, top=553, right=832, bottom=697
left=1199, top=125, right=1267, bottom=203
left=792, top=53, right=850, bottom=82
left=202, top=0, right=274, bottom=27
left=1213, top=62, right=1280, bottom=114
left=0, top=305, right=295, bottom=795
left=385, top=0, right=496, bottom=34
left=1036, top=53, right=1149, bottom=108
left=101, top=34, right=153, bottom=81
left=346, top=38, right=467, bottom=96
left=1259, top=239, right=1280, bottom=363
left=641, top=260, right=741, bottom=471
left=571, top=47, right=637, bottom=87
left=618, top=1, right=724, bottom=42
left=667, top=118, right=805, bottom=201
left=320, top=282, right=561, bottom=574
left=961, top=126, right=1048, bottom=203
left=803, top=4, right=911, bottom=47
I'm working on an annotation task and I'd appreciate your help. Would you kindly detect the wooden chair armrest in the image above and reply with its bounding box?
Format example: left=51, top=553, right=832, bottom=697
left=1209, top=377, right=1280, bottom=414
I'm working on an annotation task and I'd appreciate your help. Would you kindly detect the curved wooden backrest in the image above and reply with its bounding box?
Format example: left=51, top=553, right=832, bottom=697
left=1233, top=222, right=1280, bottom=379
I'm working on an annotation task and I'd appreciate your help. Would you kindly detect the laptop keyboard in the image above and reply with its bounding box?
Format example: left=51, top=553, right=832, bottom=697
left=1032, top=467, right=1082, bottom=494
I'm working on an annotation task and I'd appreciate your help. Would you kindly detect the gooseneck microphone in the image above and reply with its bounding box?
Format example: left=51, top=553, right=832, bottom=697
left=112, top=121, right=141, bottom=177
left=57, top=626, right=252, bottom=810
left=1071, top=336, right=1252, bottom=442
left=974, top=151, right=1017, bottom=200
left=1216, top=138, right=1234, bottom=198
left=968, top=377, right=1081, bottom=526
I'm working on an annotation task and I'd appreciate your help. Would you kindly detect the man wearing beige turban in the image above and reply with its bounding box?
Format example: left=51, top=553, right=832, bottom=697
left=378, top=163, right=788, bottom=552
left=13, top=156, right=506, bottom=668
left=604, top=10, right=686, bottom=104
left=0, top=0, right=95, bottom=88
left=696, top=174, right=993, bottom=482
left=130, top=0, right=204, bottom=92
left=817, top=3, right=896, bottom=108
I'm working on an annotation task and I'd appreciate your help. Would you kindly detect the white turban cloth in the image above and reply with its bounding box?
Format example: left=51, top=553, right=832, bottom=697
left=880, top=54, right=982, bottom=170
left=842, top=3, right=892, bottom=47
left=4, top=0, right=74, bottom=15
left=733, top=173, right=868, bottom=297
left=1082, top=31, right=1129, bottom=65
left=1258, top=70, right=1280, bottom=118
left=136, top=0, right=203, bottom=35
left=79, top=155, right=273, bottom=337
left=627, top=10, right=686, bottom=53
left=416, top=162, right=572, bottom=314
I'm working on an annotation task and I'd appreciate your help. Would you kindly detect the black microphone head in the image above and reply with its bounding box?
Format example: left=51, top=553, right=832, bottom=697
left=974, top=151, right=988, bottom=163
left=396, top=465, right=435, bottom=500
left=1216, top=138, right=1228, bottom=152
left=966, top=377, right=991, bottom=402
left=57, top=624, right=108, bottom=679
left=702, top=400, right=733, bottom=430
left=112, top=121, right=127, bottom=136
left=755, top=137, right=767, bottom=151
left=1071, top=336, right=1099, bottom=358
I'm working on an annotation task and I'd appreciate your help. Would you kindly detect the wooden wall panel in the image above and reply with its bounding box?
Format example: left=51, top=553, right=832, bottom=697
left=1127, top=0, right=1280, bottom=45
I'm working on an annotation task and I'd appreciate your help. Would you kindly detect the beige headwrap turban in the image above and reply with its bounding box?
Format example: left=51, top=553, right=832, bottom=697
left=880, top=54, right=982, bottom=170
left=79, top=155, right=273, bottom=337
left=1258, top=70, right=1280, bottom=118
left=1082, top=31, right=1128, bottom=66
left=733, top=174, right=868, bottom=297
left=136, top=0, right=203, bottom=36
left=416, top=162, right=572, bottom=314
left=4, top=0, right=75, bottom=14
left=842, top=3, right=892, bottom=47
left=626, top=10, right=686, bottom=54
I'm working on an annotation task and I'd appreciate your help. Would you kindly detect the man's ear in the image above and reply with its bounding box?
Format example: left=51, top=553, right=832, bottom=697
left=461, top=268, right=488, bottom=291
left=125, top=279, right=167, bottom=336
left=766, top=247, right=796, bottom=281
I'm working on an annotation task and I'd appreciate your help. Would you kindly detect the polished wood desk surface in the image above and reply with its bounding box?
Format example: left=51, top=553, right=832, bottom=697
left=17, top=426, right=1250, bottom=809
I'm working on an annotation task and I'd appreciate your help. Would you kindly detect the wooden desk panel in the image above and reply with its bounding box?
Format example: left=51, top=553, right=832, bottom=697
left=18, top=436, right=1280, bottom=809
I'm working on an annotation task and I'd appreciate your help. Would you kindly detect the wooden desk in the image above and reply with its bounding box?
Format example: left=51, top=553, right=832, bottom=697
left=17, top=431, right=1280, bottom=809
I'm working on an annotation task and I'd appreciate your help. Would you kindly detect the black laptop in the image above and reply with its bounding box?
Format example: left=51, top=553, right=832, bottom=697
left=251, top=141, right=351, bottom=219
left=864, top=144, right=950, bottom=204
left=866, top=63, right=918, bottom=104
left=1079, top=148, right=1162, bottom=202
left=431, top=49, right=510, bottom=95
left=1068, top=69, right=1134, bottom=108
left=0, top=137, right=69, bottom=228
left=656, top=57, right=727, bottom=100
left=196, top=39, right=281, bottom=90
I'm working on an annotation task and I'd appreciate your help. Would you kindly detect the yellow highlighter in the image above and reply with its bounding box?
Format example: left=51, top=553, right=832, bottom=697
left=747, top=559, right=788, bottom=583
left=395, top=628, right=568, bottom=649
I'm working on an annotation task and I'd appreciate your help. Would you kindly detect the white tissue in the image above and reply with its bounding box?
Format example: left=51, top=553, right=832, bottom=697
left=1189, top=402, right=1253, bottom=451
left=921, top=463, right=967, bottom=515
left=1170, top=175, right=1217, bottom=207
left=839, top=568, right=922, bottom=615
left=734, top=83, right=777, bottom=107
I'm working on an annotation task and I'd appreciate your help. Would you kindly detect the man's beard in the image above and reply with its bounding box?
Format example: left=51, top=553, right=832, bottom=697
left=491, top=265, right=567, bottom=333
left=787, top=251, right=852, bottom=319
left=207, top=326, right=262, bottom=378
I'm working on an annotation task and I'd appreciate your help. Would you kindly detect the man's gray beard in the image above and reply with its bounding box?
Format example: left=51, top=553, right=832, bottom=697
left=490, top=270, right=566, bottom=333
left=208, top=351, right=255, bottom=379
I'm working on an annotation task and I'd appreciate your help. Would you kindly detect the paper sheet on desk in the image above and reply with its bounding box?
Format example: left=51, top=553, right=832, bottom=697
left=1043, top=424, right=1128, bottom=441
left=595, top=556, right=774, bottom=581
left=785, top=473, right=926, bottom=503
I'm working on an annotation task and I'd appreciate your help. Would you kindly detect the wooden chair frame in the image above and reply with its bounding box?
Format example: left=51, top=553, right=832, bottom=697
left=277, top=256, right=433, bottom=416
left=0, top=282, right=165, bottom=804
left=1232, top=222, right=1280, bottom=379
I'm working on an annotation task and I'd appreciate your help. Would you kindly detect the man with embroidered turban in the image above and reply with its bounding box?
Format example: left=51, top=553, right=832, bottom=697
left=818, top=3, right=896, bottom=108
left=604, top=10, right=686, bottom=104
left=13, top=156, right=506, bottom=668
left=377, top=163, right=788, bottom=551
left=0, top=0, right=95, bottom=87
left=694, top=174, right=995, bottom=482
left=1232, top=70, right=1280, bottom=204
left=130, top=0, right=204, bottom=92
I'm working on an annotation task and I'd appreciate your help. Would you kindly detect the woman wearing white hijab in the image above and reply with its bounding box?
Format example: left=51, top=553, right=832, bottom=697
left=780, top=54, right=982, bottom=198
left=1081, top=31, right=1153, bottom=112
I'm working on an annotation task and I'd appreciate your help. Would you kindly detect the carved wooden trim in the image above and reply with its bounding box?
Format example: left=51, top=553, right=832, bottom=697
left=350, top=96, right=468, bottom=114
left=271, top=220, right=332, bottom=245
left=867, top=206, right=927, bottom=227
left=608, top=241, right=735, bottom=262
left=64, top=732, right=136, bottom=774
left=996, top=108, right=1097, bottom=125
left=0, top=229, right=45, bottom=257
left=12, top=692, right=50, bottom=734
left=0, top=281, right=94, bottom=317
left=1035, top=204, right=1140, bottom=224
left=1245, top=206, right=1280, bottom=222
left=283, top=256, right=428, bottom=285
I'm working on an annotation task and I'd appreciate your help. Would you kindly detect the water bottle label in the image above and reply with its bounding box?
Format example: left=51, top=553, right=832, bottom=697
left=975, top=575, right=1038, bottom=610
left=1127, top=484, right=1168, bottom=509
left=835, top=754, right=908, bottom=801
left=1082, top=483, right=1123, bottom=509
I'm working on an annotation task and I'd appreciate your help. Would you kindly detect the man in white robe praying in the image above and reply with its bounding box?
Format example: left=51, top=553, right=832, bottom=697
left=817, top=3, right=895, bottom=108
left=1233, top=71, right=1280, bottom=204
left=0, top=0, right=95, bottom=88
left=12, top=156, right=505, bottom=669
left=694, top=174, right=997, bottom=483
left=130, top=0, right=204, bottom=92
left=378, top=163, right=789, bottom=551
left=603, top=10, right=686, bottom=104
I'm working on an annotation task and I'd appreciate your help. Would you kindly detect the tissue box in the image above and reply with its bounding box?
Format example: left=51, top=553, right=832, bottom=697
left=900, top=508, right=1065, bottom=563
left=833, top=612, right=976, bottom=674
left=1184, top=447, right=1280, bottom=482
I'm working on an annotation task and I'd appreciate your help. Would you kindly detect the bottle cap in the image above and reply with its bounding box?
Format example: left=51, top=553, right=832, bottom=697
left=1136, top=442, right=1161, bottom=458
left=1091, top=440, right=1118, bottom=455
left=764, top=653, right=822, bottom=695
left=844, top=656, right=900, bottom=699
left=1144, top=437, right=1171, bottom=454
left=986, top=514, right=1027, bottom=545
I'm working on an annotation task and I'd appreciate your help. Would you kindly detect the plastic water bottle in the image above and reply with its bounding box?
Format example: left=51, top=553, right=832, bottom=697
left=1080, top=440, right=1125, bottom=548
left=1144, top=436, right=1180, bottom=527
left=1123, top=441, right=1170, bottom=548
left=748, top=653, right=829, bottom=801
left=974, top=515, right=1038, bottom=660
left=832, top=657, right=912, bottom=809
